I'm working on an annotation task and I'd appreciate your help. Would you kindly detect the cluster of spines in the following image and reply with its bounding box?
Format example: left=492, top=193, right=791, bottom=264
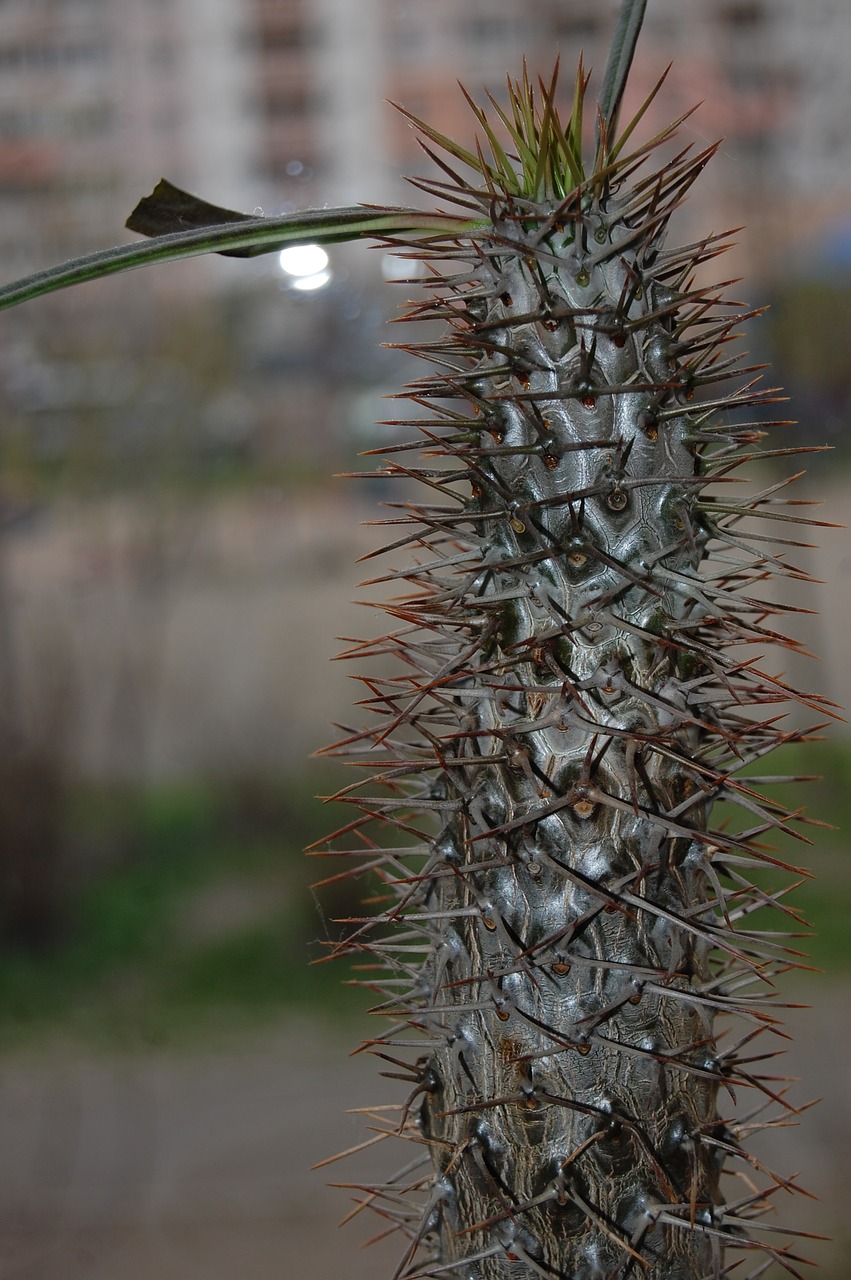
left=311, top=65, right=831, bottom=1280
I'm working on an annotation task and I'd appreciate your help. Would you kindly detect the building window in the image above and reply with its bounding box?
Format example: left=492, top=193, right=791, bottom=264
left=264, top=89, right=319, bottom=119
left=457, top=17, right=521, bottom=46
left=554, top=16, right=603, bottom=40
left=717, top=2, right=765, bottom=27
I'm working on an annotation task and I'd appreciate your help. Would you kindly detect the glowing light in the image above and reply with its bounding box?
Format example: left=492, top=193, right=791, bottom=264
left=279, top=244, right=330, bottom=278
left=290, top=270, right=332, bottom=292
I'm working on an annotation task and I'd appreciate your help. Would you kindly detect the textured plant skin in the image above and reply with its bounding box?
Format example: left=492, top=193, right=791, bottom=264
left=315, top=64, right=830, bottom=1280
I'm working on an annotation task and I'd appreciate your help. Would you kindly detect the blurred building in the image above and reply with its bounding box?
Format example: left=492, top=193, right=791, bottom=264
left=317, top=0, right=849, bottom=280
left=0, top=0, right=848, bottom=472
left=0, top=0, right=256, bottom=280
left=0, top=1, right=848, bottom=286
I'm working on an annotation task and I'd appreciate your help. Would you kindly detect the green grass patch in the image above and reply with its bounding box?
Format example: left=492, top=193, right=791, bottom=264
left=0, top=770, right=368, bottom=1051
left=708, top=739, right=850, bottom=977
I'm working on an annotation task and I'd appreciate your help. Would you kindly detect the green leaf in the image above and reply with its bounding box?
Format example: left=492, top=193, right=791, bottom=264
left=596, top=0, right=649, bottom=159
left=0, top=182, right=488, bottom=312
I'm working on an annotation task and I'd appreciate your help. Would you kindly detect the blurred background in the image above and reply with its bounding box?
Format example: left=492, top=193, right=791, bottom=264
left=0, top=0, right=848, bottom=1277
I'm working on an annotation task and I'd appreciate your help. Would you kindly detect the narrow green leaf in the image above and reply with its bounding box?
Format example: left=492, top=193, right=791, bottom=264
left=477, top=89, right=529, bottom=167
left=458, top=87, right=519, bottom=192
left=568, top=57, right=589, bottom=181
left=0, top=193, right=488, bottom=312
left=532, top=70, right=559, bottom=198
left=595, top=0, right=649, bottom=160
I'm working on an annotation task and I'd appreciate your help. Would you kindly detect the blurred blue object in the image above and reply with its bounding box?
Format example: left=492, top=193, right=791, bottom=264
left=813, top=219, right=851, bottom=275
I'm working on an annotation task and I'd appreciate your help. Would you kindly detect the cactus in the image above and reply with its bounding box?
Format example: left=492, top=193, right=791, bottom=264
left=314, top=48, right=826, bottom=1280
left=0, top=3, right=829, bottom=1278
